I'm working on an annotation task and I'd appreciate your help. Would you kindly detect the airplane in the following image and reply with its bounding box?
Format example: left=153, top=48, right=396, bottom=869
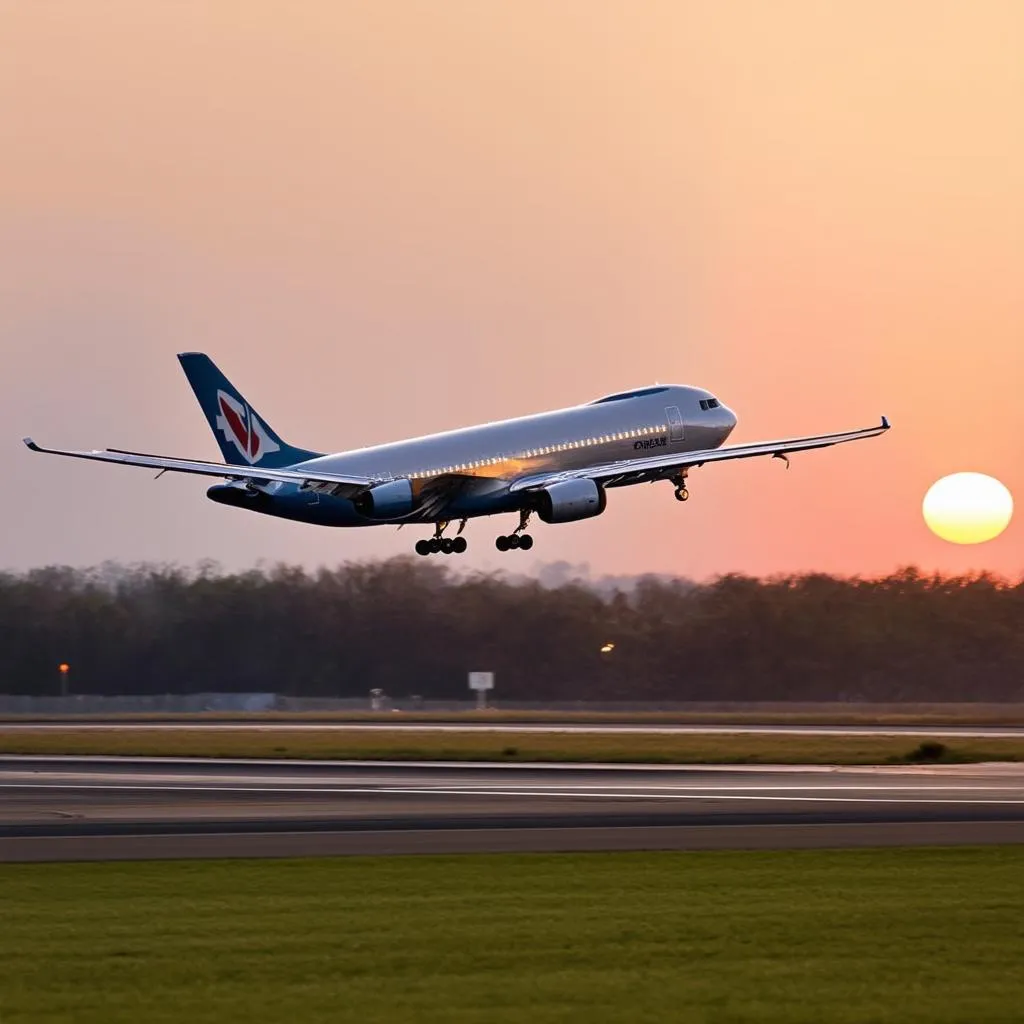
left=24, top=353, right=890, bottom=556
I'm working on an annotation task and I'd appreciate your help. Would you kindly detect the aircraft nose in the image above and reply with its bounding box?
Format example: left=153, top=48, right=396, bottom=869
left=721, top=404, right=738, bottom=436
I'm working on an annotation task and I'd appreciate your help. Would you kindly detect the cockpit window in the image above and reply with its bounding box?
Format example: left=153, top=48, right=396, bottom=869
left=591, top=386, right=670, bottom=404
left=699, top=398, right=720, bottom=411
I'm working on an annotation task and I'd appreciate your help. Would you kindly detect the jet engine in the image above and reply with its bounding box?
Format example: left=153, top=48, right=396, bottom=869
left=353, top=479, right=415, bottom=518
left=535, top=478, right=607, bottom=524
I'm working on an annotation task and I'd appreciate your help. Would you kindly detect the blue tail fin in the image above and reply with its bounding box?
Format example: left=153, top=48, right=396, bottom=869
left=177, top=353, right=322, bottom=468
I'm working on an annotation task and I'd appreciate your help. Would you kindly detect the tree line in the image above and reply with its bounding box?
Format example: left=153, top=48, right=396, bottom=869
left=1, top=559, right=1022, bottom=701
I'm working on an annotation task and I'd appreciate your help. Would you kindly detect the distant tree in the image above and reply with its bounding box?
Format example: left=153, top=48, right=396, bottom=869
left=0, top=559, right=1020, bottom=701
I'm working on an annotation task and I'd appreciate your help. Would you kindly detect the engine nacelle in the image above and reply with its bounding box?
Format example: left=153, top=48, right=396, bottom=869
left=353, top=479, right=415, bottom=519
left=535, top=478, right=607, bottom=524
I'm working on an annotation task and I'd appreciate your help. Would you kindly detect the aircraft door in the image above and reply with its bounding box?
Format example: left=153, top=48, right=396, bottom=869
left=666, top=405, right=685, bottom=443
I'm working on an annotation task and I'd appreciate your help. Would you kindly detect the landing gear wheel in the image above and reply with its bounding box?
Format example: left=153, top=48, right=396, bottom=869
left=674, top=487, right=689, bottom=502
left=452, top=536, right=468, bottom=554
left=441, top=538, right=454, bottom=555
left=507, top=534, right=521, bottom=550
left=415, top=539, right=431, bottom=556
left=495, top=536, right=510, bottom=552
left=428, top=537, right=442, bottom=554
left=518, top=534, right=534, bottom=551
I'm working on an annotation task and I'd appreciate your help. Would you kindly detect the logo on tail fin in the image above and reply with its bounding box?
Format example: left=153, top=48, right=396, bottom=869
left=215, top=391, right=281, bottom=465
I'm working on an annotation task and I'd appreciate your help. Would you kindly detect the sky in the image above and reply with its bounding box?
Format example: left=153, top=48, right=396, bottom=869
left=2, top=1, right=1021, bottom=580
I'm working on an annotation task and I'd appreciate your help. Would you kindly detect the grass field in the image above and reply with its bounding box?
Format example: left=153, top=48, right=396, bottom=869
left=1, top=727, right=1023, bottom=764
left=2, top=849, right=1023, bottom=1023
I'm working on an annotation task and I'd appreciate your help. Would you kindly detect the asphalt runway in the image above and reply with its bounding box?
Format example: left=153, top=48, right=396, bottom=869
left=5, top=721, right=1024, bottom=737
left=3, top=756, right=1024, bottom=861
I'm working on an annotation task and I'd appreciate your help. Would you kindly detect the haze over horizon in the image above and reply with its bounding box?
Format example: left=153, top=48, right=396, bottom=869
left=3, top=2, right=1021, bottom=579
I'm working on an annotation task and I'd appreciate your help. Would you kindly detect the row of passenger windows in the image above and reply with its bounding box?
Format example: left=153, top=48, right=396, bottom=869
left=699, top=398, right=720, bottom=410
left=406, top=423, right=669, bottom=480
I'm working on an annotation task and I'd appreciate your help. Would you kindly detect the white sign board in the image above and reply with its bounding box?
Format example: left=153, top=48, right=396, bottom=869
left=468, top=672, right=495, bottom=691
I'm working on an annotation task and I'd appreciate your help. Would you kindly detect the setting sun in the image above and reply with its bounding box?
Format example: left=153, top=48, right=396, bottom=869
left=923, top=473, right=1013, bottom=545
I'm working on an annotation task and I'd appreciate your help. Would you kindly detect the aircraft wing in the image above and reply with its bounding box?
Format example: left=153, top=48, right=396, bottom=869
left=22, top=439, right=372, bottom=496
left=508, top=417, right=890, bottom=493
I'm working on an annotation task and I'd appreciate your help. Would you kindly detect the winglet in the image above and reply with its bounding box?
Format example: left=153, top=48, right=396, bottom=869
left=23, top=437, right=41, bottom=452
left=881, top=416, right=890, bottom=429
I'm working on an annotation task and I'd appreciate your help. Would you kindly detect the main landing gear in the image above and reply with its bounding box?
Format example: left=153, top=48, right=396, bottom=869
left=415, top=521, right=468, bottom=556
left=496, top=510, right=535, bottom=552
left=496, top=534, right=533, bottom=551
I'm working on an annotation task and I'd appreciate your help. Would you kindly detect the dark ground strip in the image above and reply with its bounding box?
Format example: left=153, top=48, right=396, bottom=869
left=6, top=803, right=1024, bottom=839
left=4, top=821, right=1024, bottom=861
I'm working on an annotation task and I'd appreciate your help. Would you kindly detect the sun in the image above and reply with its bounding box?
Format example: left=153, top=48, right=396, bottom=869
left=923, top=473, right=1013, bottom=544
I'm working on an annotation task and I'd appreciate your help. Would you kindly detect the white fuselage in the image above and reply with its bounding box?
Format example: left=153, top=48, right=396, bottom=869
left=208, top=383, right=736, bottom=528
left=297, top=385, right=736, bottom=487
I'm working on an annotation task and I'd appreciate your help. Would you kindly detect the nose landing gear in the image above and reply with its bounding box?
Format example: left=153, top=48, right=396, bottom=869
left=671, top=469, right=690, bottom=502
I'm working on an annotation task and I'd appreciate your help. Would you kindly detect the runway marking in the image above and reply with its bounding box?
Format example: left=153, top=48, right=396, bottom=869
left=5, top=723, right=1024, bottom=737
left=3, top=783, right=1024, bottom=804
left=5, top=755, right=1020, bottom=777
left=4, top=774, right=1024, bottom=794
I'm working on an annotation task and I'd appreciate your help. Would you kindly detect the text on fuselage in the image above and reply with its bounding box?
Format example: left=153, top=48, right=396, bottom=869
left=634, top=436, right=668, bottom=450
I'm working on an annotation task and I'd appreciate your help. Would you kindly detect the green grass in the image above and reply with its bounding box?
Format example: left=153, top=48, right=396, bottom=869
left=1, top=727, right=1023, bottom=764
left=2, top=849, right=1024, bottom=1023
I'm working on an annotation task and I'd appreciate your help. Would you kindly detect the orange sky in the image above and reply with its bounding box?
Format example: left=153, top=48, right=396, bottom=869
left=2, top=2, right=1021, bottom=579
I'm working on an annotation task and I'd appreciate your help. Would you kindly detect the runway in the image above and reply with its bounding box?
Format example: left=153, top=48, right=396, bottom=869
left=3, top=756, right=1024, bottom=861
left=5, top=721, right=1024, bottom=737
